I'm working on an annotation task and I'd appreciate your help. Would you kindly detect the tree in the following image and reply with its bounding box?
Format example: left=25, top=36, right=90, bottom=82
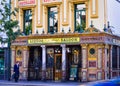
left=0, top=0, right=21, bottom=44
left=0, top=0, right=21, bottom=80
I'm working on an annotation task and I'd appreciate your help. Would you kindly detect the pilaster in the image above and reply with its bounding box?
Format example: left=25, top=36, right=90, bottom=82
left=97, top=44, right=104, bottom=80
left=81, top=44, right=88, bottom=81
left=110, top=45, right=113, bottom=78
left=104, top=44, right=109, bottom=80
left=10, top=46, right=16, bottom=75
left=22, top=46, right=29, bottom=80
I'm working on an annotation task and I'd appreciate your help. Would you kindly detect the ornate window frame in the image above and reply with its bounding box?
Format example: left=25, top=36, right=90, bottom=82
left=69, top=0, right=88, bottom=33
left=42, top=2, right=62, bottom=34
left=19, top=6, right=35, bottom=34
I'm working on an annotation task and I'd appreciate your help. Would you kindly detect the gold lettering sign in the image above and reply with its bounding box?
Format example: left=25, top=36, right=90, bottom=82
left=28, top=37, right=80, bottom=44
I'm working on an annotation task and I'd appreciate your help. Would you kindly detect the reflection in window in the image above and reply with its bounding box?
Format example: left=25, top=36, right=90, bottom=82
left=0, top=49, right=4, bottom=74
left=47, top=53, right=54, bottom=68
left=73, top=49, right=79, bottom=64
left=48, top=7, right=58, bottom=34
left=23, top=9, right=32, bottom=35
left=112, top=46, right=117, bottom=69
left=75, top=4, right=86, bottom=33
left=56, top=56, right=61, bottom=70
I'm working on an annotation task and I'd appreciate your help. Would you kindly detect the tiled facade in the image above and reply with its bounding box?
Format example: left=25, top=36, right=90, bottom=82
left=10, top=0, right=120, bottom=82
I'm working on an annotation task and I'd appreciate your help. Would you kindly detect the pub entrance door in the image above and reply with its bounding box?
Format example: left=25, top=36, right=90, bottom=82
left=28, top=47, right=42, bottom=80
left=54, top=54, right=62, bottom=81
left=46, top=46, right=62, bottom=81
left=66, top=45, right=82, bottom=81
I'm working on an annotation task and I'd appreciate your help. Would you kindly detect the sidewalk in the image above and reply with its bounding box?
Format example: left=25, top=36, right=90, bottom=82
left=0, top=80, right=82, bottom=86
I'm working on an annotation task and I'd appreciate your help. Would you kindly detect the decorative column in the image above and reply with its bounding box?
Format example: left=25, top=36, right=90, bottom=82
left=41, top=45, right=46, bottom=80
left=61, top=44, right=66, bottom=81
left=81, top=44, right=88, bottom=82
left=110, top=45, right=113, bottom=78
left=104, top=45, right=108, bottom=80
left=117, top=47, right=119, bottom=77
left=11, top=46, right=16, bottom=75
left=22, top=46, right=29, bottom=80
left=97, top=44, right=103, bottom=80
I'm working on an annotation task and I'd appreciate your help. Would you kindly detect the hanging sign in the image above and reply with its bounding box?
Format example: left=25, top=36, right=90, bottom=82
left=18, top=0, right=36, bottom=7
left=43, top=0, right=62, bottom=3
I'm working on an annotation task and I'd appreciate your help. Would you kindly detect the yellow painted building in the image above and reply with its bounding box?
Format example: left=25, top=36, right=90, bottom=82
left=11, top=0, right=120, bottom=82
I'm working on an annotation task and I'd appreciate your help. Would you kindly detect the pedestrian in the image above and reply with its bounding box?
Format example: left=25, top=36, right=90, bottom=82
left=13, top=61, right=20, bottom=82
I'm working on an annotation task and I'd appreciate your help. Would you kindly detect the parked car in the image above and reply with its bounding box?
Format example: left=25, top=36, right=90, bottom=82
left=80, top=78, right=120, bottom=86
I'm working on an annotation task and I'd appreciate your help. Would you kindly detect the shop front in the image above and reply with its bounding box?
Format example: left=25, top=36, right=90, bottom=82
left=11, top=34, right=82, bottom=81
left=11, top=32, right=120, bottom=82
left=0, top=43, right=9, bottom=80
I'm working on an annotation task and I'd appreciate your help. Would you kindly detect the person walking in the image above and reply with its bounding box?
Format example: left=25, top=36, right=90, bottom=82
left=13, top=61, right=20, bottom=82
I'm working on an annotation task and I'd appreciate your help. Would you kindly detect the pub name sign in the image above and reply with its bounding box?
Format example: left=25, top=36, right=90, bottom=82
left=28, top=37, right=80, bottom=44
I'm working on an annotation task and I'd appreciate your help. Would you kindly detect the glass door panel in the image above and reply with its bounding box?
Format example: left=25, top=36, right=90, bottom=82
left=54, top=54, right=62, bottom=81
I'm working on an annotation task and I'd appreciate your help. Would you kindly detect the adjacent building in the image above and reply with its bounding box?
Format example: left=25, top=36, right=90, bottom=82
left=10, top=0, right=120, bottom=82
left=0, top=33, right=9, bottom=80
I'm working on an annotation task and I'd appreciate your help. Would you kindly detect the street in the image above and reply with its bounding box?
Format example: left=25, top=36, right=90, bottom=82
left=0, top=80, right=81, bottom=86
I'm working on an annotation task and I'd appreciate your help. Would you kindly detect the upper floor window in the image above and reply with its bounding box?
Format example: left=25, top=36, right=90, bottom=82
left=48, top=7, right=58, bottom=34
left=75, top=4, right=86, bottom=33
left=23, top=9, right=32, bottom=35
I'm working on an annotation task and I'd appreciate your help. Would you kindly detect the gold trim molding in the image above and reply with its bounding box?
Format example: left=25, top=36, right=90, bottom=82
left=69, top=0, right=88, bottom=3
left=11, top=46, right=16, bottom=50
left=22, top=46, right=29, bottom=50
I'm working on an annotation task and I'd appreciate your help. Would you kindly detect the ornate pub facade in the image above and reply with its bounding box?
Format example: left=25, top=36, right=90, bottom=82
left=10, top=0, right=120, bottom=82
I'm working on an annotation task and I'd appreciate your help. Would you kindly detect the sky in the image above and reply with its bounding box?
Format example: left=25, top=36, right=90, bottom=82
left=107, top=0, right=120, bottom=36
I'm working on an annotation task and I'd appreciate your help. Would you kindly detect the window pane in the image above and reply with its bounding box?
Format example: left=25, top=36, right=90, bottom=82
left=75, top=4, right=86, bottom=32
left=112, top=46, right=117, bottom=69
left=23, top=9, right=32, bottom=35
left=48, top=7, right=58, bottom=34
left=0, top=56, right=4, bottom=74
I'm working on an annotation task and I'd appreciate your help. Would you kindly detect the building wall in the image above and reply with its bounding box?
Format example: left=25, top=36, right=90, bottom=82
left=10, top=0, right=110, bottom=34
left=10, top=0, right=120, bottom=82
left=88, top=0, right=105, bottom=32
